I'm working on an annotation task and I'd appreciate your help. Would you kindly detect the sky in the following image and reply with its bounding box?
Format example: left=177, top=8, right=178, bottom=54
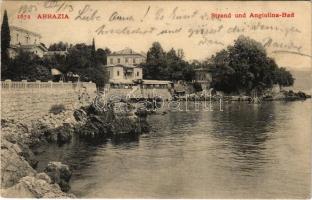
left=2, top=1, right=311, bottom=71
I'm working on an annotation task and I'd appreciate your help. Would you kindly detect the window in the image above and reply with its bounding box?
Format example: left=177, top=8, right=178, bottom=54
left=110, top=58, right=113, bottom=64
left=137, top=71, right=139, bottom=76
left=117, top=58, right=120, bottom=63
left=117, top=71, right=120, bottom=76
left=125, top=58, right=128, bottom=63
left=133, top=58, right=136, bottom=64
left=16, top=34, right=19, bottom=42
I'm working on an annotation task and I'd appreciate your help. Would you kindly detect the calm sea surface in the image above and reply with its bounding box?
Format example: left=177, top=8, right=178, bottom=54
left=36, top=100, right=311, bottom=198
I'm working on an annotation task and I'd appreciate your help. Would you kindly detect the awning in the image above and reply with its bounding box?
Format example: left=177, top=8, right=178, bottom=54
left=51, top=68, right=62, bottom=75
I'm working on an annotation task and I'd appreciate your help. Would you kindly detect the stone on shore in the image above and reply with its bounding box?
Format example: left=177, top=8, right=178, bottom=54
left=1, top=113, right=77, bottom=198
left=18, top=142, right=39, bottom=169
left=1, top=139, right=36, bottom=188
left=44, top=162, right=72, bottom=192
left=75, top=100, right=151, bottom=140
left=1, top=176, right=75, bottom=198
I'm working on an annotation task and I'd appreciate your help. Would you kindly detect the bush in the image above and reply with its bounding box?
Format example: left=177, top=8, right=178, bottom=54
left=49, top=104, right=66, bottom=115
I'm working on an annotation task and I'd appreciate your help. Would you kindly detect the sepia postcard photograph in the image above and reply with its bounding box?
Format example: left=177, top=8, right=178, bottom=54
left=0, top=0, right=311, bottom=199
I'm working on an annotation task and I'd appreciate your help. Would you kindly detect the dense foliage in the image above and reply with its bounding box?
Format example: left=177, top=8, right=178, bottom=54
left=2, top=41, right=110, bottom=86
left=62, top=43, right=109, bottom=86
left=48, top=41, right=69, bottom=51
left=4, top=51, right=52, bottom=81
left=209, top=35, right=294, bottom=94
left=141, top=42, right=195, bottom=81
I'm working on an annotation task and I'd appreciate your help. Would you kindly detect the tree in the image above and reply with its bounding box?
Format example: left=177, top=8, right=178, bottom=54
left=96, top=48, right=111, bottom=65
left=5, top=51, right=52, bottom=81
left=209, top=35, right=294, bottom=94
left=165, top=48, right=194, bottom=81
left=48, top=42, right=68, bottom=51
left=42, top=53, right=67, bottom=72
left=91, top=38, right=96, bottom=68
left=66, top=43, right=106, bottom=86
left=143, top=42, right=166, bottom=79
left=1, top=10, right=11, bottom=65
left=274, top=67, right=294, bottom=87
left=143, top=42, right=195, bottom=81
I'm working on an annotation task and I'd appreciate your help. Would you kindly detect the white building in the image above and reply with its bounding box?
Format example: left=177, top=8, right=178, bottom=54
left=8, top=26, right=48, bottom=58
left=105, top=48, right=145, bottom=86
left=10, top=26, right=41, bottom=45
left=105, top=48, right=172, bottom=93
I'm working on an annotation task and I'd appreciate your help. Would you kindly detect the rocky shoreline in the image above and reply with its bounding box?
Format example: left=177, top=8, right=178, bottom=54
left=173, top=90, right=311, bottom=102
left=1, top=96, right=150, bottom=198
left=2, top=90, right=309, bottom=197
left=1, top=112, right=77, bottom=198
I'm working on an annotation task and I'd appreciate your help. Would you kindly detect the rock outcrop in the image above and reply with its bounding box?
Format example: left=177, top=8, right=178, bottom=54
left=1, top=111, right=77, bottom=198
left=74, top=99, right=150, bottom=140
left=1, top=175, right=75, bottom=198
left=1, top=139, right=36, bottom=188
left=262, top=90, right=312, bottom=101
left=1, top=96, right=151, bottom=198
left=44, top=162, right=72, bottom=192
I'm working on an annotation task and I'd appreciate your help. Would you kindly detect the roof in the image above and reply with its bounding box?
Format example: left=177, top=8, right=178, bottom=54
left=10, top=26, right=42, bottom=38
left=9, top=44, right=48, bottom=52
left=51, top=68, right=62, bottom=75
left=109, top=79, right=171, bottom=85
left=142, top=80, right=172, bottom=85
left=20, top=44, right=48, bottom=52
left=110, top=48, right=146, bottom=57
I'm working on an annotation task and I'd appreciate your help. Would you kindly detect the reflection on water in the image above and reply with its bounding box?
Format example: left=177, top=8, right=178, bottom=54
left=35, top=101, right=311, bottom=198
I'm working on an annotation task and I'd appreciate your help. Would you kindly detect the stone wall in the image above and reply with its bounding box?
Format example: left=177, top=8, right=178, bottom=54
left=1, top=81, right=97, bottom=123
left=104, top=88, right=172, bottom=100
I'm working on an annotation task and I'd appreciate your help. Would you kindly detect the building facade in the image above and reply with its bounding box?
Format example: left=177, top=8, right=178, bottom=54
left=105, top=48, right=145, bottom=86
left=8, top=26, right=48, bottom=58
left=10, top=26, right=42, bottom=45
left=107, top=48, right=146, bottom=66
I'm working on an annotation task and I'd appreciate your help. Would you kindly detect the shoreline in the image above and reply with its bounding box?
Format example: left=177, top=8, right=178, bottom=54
left=1, top=97, right=150, bottom=198
left=1, top=110, right=78, bottom=198
left=1, top=95, right=310, bottom=198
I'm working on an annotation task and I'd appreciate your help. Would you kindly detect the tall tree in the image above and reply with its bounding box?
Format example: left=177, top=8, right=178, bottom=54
left=142, top=42, right=195, bottom=81
left=66, top=43, right=106, bottom=86
left=143, top=42, right=166, bottom=79
left=96, top=47, right=111, bottom=65
left=91, top=38, right=96, bottom=68
left=1, top=10, right=11, bottom=64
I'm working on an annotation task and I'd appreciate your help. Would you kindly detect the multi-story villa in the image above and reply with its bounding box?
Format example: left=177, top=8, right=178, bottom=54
left=104, top=48, right=172, bottom=99
left=105, top=48, right=145, bottom=86
left=8, top=26, right=48, bottom=58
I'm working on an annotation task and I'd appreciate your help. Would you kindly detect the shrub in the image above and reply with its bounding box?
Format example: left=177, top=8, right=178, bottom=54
left=49, top=104, right=66, bottom=115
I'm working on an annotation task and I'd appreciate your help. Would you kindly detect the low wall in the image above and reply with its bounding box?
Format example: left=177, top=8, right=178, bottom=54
left=1, top=81, right=97, bottom=123
left=104, top=88, right=172, bottom=100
